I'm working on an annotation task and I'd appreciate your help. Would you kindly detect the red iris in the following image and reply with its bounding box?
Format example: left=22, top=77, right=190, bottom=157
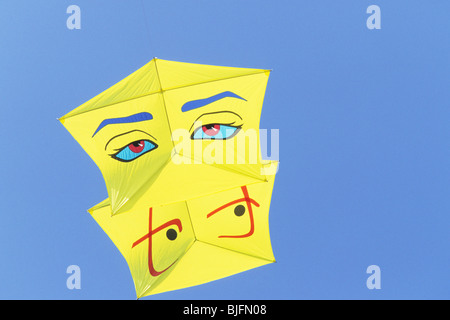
left=202, top=124, right=220, bottom=136
left=128, top=140, right=145, bottom=153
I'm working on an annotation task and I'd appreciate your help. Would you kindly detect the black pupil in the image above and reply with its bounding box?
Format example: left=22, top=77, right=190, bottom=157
left=132, top=141, right=141, bottom=147
left=234, top=205, right=246, bottom=217
left=166, top=228, right=177, bottom=241
left=205, top=124, right=216, bottom=130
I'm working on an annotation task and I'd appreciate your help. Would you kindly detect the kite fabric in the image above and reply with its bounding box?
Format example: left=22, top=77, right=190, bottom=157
left=60, top=58, right=278, bottom=298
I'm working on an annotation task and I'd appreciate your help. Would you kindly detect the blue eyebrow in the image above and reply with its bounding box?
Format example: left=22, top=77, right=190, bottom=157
left=92, top=112, right=153, bottom=137
left=181, top=91, right=246, bottom=112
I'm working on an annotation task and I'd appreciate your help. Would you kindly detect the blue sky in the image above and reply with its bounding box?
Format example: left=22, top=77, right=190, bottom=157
left=0, top=1, right=449, bottom=300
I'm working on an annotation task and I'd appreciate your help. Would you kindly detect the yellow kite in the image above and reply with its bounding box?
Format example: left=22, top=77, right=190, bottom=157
left=60, top=58, right=278, bottom=298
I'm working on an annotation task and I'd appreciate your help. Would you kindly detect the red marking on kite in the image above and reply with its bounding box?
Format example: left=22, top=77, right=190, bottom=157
left=132, top=208, right=182, bottom=277
left=206, top=185, right=260, bottom=238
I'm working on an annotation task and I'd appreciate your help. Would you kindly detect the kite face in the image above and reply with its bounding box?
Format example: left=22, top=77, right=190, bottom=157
left=60, top=59, right=278, bottom=297
left=89, top=173, right=276, bottom=297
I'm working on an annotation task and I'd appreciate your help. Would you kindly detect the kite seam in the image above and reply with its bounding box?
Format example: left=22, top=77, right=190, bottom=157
left=196, top=239, right=276, bottom=264
left=153, top=59, right=176, bottom=150
left=60, top=70, right=268, bottom=120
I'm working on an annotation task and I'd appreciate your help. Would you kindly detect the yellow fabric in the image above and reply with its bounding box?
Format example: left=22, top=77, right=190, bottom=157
left=61, top=58, right=270, bottom=214
left=89, top=167, right=277, bottom=298
left=61, top=59, right=278, bottom=297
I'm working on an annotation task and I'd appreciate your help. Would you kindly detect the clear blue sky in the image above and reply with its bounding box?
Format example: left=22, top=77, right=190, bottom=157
left=0, top=1, right=449, bottom=300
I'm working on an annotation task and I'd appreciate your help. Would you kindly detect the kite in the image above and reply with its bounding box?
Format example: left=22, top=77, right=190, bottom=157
left=59, top=58, right=278, bottom=298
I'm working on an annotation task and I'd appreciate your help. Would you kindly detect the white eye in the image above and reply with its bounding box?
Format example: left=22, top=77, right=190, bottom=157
left=111, top=140, right=157, bottom=162
left=191, top=124, right=240, bottom=140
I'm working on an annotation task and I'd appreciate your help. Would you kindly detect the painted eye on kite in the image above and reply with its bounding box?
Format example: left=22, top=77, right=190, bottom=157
left=111, top=140, right=157, bottom=162
left=191, top=124, right=241, bottom=140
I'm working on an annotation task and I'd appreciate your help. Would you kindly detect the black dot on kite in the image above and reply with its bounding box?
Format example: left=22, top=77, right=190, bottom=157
left=234, top=205, right=246, bottom=217
left=166, top=228, right=177, bottom=241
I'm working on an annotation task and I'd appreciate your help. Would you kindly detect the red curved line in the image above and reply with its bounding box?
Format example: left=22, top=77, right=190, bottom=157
left=206, top=185, right=259, bottom=238
left=206, top=198, right=259, bottom=218
left=131, top=208, right=181, bottom=277
left=132, top=215, right=182, bottom=248
left=149, top=259, right=178, bottom=277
